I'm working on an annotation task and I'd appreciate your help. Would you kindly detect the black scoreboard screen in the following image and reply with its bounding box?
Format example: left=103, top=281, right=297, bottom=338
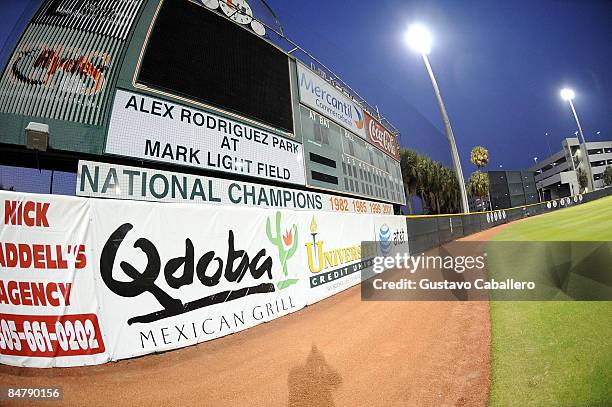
left=137, top=0, right=293, bottom=132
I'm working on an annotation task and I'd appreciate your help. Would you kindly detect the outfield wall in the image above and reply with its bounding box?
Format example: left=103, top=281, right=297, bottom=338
left=406, top=187, right=612, bottom=254
left=2, top=187, right=611, bottom=368
left=0, top=190, right=406, bottom=368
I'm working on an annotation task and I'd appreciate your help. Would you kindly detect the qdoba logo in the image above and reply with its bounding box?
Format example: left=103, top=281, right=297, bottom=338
left=100, top=212, right=299, bottom=325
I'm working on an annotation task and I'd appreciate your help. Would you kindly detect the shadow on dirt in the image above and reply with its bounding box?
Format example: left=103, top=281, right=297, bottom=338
left=287, top=344, right=342, bottom=407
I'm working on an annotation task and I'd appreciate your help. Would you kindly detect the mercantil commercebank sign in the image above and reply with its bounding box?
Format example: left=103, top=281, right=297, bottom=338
left=297, top=64, right=366, bottom=138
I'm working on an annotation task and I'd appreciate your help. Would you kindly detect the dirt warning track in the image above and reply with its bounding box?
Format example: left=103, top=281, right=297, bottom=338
left=0, top=225, right=506, bottom=406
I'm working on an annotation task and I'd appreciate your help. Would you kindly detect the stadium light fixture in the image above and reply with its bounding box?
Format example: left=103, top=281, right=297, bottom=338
left=559, top=87, right=593, bottom=191
left=405, top=24, right=432, bottom=55
left=405, top=23, right=470, bottom=213
left=560, top=88, right=575, bottom=101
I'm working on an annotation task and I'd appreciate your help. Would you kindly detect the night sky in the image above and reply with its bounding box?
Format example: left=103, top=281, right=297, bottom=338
left=1, top=0, right=611, bottom=174
left=265, top=0, right=612, bottom=171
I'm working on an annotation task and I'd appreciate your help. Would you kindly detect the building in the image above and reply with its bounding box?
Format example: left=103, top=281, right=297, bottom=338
left=529, top=137, right=612, bottom=200
left=488, top=170, right=539, bottom=210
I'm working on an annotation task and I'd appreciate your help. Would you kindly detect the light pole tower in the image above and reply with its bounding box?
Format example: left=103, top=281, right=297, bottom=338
left=560, top=88, right=594, bottom=192
left=405, top=24, right=470, bottom=213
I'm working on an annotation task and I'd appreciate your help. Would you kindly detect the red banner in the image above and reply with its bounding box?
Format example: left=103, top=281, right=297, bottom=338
left=364, top=112, right=400, bottom=161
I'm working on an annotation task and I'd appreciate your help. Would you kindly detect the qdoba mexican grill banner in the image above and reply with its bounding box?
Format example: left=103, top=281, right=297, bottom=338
left=0, top=191, right=106, bottom=368
left=90, top=199, right=308, bottom=361
left=89, top=199, right=408, bottom=361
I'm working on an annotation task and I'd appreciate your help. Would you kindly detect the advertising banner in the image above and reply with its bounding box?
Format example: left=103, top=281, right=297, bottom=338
left=105, top=90, right=306, bottom=186
left=76, top=160, right=394, bottom=215
left=300, top=211, right=408, bottom=304
left=1, top=190, right=409, bottom=366
left=0, top=0, right=145, bottom=127
left=364, top=112, right=400, bottom=161
left=90, top=199, right=307, bottom=361
left=297, top=64, right=366, bottom=139
left=0, top=25, right=123, bottom=127
left=0, top=192, right=107, bottom=368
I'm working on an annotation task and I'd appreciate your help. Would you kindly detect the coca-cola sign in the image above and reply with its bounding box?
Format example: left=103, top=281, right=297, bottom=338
left=364, top=112, right=400, bottom=161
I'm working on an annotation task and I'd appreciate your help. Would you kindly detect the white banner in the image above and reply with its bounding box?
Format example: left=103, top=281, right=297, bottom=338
left=0, top=192, right=107, bottom=367
left=297, top=64, right=366, bottom=138
left=1, top=191, right=408, bottom=366
left=76, top=160, right=394, bottom=215
left=105, top=90, right=306, bottom=186
left=299, top=211, right=408, bottom=304
left=90, top=199, right=308, bottom=360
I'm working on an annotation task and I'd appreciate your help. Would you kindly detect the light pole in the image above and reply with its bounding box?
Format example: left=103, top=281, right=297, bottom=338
left=544, top=132, right=552, bottom=156
left=533, top=157, right=543, bottom=202
left=405, top=24, right=470, bottom=213
left=561, top=88, right=593, bottom=191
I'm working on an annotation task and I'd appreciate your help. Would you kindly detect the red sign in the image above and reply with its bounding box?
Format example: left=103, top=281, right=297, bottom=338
left=364, top=112, right=400, bottom=161
left=0, top=313, right=105, bottom=358
left=11, top=46, right=110, bottom=95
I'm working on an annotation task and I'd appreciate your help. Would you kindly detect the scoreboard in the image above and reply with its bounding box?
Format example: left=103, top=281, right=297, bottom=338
left=296, top=62, right=404, bottom=205
left=136, top=0, right=293, bottom=133
left=299, top=105, right=404, bottom=205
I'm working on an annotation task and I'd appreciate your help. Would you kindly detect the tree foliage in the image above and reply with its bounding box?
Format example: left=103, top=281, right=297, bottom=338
left=399, top=148, right=460, bottom=214
left=577, top=168, right=588, bottom=192
left=470, top=146, right=489, bottom=169
left=603, top=166, right=612, bottom=187
left=468, top=171, right=489, bottom=198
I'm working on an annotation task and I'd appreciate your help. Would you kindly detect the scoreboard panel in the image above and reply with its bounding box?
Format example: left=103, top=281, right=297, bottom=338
left=300, top=105, right=405, bottom=205
left=137, top=0, right=293, bottom=133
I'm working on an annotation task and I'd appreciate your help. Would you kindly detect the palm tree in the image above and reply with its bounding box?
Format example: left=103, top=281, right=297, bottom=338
left=603, top=166, right=612, bottom=187
left=439, top=166, right=458, bottom=213
left=399, top=148, right=419, bottom=214
left=470, top=146, right=489, bottom=170
left=577, top=168, right=588, bottom=192
left=468, top=171, right=489, bottom=210
left=398, top=149, right=461, bottom=215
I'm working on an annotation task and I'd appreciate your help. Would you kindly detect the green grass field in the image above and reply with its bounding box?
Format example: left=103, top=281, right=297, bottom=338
left=488, top=195, right=612, bottom=406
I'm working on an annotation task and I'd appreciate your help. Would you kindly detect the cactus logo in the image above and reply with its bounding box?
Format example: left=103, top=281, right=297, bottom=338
left=378, top=224, right=392, bottom=255
left=353, top=104, right=364, bottom=129
left=266, top=211, right=299, bottom=290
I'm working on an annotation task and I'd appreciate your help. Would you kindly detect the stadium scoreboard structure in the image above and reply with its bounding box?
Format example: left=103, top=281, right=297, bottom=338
left=0, top=0, right=405, bottom=207
left=299, top=105, right=403, bottom=204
